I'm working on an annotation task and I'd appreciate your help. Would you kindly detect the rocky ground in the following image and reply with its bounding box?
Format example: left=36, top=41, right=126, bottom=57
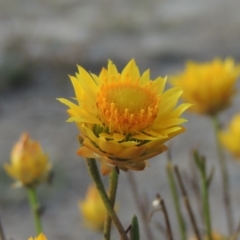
left=1, top=0, right=240, bottom=239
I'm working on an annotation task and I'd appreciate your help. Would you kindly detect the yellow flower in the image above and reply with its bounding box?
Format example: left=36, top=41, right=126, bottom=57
left=189, top=232, right=226, bottom=240
left=220, top=114, right=240, bottom=159
left=79, top=184, right=106, bottom=230
left=4, top=133, right=51, bottom=187
left=28, top=233, right=47, bottom=240
left=170, top=58, right=240, bottom=116
left=58, top=59, right=190, bottom=174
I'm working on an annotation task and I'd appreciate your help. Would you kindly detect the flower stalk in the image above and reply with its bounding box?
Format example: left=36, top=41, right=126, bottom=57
left=167, top=161, right=187, bottom=240
left=212, top=114, right=233, bottom=234
left=103, top=168, right=119, bottom=240
left=27, top=186, right=42, bottom=235
left=194, top=151, right=212, bottom=240
left=86, top=158, right=129, bottom=240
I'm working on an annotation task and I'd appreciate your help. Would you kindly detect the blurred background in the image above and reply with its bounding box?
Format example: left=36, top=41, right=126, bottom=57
left=1, top=0, right=240, bottom=239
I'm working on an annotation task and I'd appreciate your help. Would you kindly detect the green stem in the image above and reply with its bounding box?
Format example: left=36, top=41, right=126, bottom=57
left=194, top=152, right=212, bottom=240
left=212, top=115, right=233, bottom=234
left=103, top=168, right=119, bottom=240
left=27, top=186, right=42, bottom=235
left=86, top=159, right=129, bottom=240
left=167, top=162, right=187, bottom=240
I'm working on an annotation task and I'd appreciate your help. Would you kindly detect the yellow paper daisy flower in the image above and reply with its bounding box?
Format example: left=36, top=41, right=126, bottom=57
left=4, top=133, right=51, bottom=187
left=28, top=233, right=47, bottom=240
left=189, top=231, right=226, bottom=240
left=58, top=59, right=190, bottom=175
left=220, top=114, right=240, bottom=159
left=79, top=184, right=106, bottom=230
left=170, top=58, right=240, bottom=116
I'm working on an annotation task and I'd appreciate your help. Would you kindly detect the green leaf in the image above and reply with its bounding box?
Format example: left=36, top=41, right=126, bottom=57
left=131, top=215, right=140, bottom=240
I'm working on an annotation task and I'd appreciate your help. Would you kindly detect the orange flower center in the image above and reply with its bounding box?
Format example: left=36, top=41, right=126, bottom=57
left=96, top=81, right=160, bottom=133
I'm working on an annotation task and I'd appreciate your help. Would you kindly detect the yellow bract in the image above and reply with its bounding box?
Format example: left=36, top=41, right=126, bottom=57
left=28, top=233, right=47, bottom=240
left=4, top=133, right=51, bottom=187
left=220, top=114, right=240, bottom=159
left=58, top=59, right=190, bottom=174
left=170, top=58, right=240, bottom=116
left=79, top=184, right=106, bottom=230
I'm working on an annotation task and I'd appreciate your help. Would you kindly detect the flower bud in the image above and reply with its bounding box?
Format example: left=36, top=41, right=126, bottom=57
left=79, top=184, right=106, bottom=230
left=4, top=133, right=51, bottom=187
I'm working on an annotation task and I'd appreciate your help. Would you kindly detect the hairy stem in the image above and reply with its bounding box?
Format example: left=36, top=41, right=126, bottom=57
left=194, top=152, right=212, bottom=240
left=103, top=168, right=119, bottom=240
left=86, top=159, right=129, bottom=240
left=27, top=186, right=42, bottom=235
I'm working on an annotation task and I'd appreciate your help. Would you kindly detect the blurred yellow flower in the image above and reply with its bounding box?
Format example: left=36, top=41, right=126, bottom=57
left=79, top=184, right=106, bottom=230
left=4, top=133, right=51, bottom=187
left=220, top=114, right=240, bottom=159
left=170, top=58, right=240, bottom=116
left=189, top=231, right=226, bottom=240
left=28, top=233, right=47, bottom=240
left=58, top=59, right=190, bottom=174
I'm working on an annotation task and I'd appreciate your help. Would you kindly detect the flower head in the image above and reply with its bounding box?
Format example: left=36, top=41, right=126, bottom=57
left=170, top=58, right=240, bottom=116
left=58, top=59, right=190, bottom=174
left=79, top=184, right=106, bottom=230
left=220, top=114, right=240, bottom=159
left=28, top=233, right=47, bottom=240
left=4, top=133, right=51, bottom=187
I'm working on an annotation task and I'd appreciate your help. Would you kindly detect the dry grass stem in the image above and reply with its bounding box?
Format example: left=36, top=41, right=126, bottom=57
left=127, top=171, right=155, bottom=240
left=155, top=194, right=174, bottom=240
left=174, top=166, right=202, bottom=240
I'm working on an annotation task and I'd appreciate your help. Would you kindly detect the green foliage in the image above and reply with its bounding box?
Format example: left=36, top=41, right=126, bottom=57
left=131, top=215, right=140, bottom=240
